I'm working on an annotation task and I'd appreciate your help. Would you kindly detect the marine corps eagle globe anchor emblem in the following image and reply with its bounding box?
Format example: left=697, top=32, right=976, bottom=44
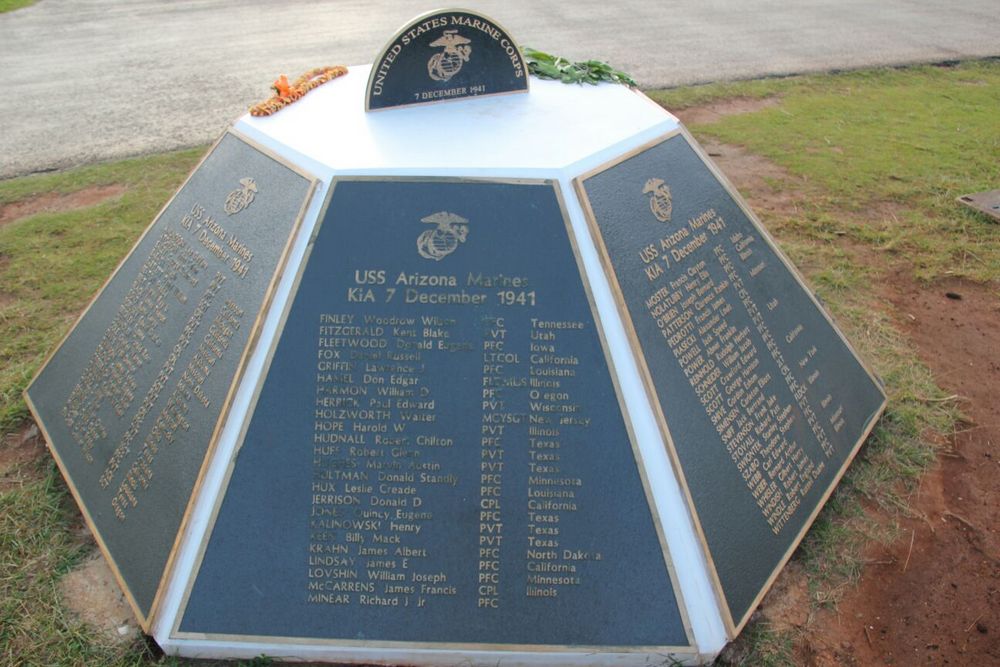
left=643, top=177, right=673, bottom=223
left=224, top=177, right=258, bottom=216
left=427, top=30, right=472, bottom=82
left=417, top=211, right=469, bottom=261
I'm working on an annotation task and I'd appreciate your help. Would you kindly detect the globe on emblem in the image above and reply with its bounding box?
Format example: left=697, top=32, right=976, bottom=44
left=224, top=177, right=258, bottom=216
left=417, top=211, right=469, bottom=261
left=427, top=30, right=472, bottom=82
left=642, top=177, right=672, bottom=223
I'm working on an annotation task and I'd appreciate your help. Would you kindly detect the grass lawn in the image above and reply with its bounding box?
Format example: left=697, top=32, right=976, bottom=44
left=1, top=60, right=997, bottom=665
left=0, top=0, right=36, bottom=13
left=648, top=61, right=1000, bottom=284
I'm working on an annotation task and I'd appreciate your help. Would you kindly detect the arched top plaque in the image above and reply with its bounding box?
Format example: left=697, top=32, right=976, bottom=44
left=365, top=8, right=529, bottom=111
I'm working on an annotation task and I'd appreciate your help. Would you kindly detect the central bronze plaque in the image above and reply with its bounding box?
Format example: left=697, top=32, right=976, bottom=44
left=175, top=178, right=692, bottom=654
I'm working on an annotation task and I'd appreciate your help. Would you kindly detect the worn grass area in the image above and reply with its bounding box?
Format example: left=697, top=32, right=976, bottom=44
left=0, top=456, right=157, bottom=666
left=0, top=149, right=203, bottom=435
left=650, top=60, right=1000, bottom=283
left=794, top=298, right=955, bottom=601
left=650, top=64, right=996, bottom=664
left=0, top=0, right=36, bottom=13
left=739, top=622, right=796, bottom=667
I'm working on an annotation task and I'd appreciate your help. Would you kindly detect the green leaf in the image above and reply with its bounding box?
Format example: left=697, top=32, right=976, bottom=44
left=523, top=46, right=637, bottom=87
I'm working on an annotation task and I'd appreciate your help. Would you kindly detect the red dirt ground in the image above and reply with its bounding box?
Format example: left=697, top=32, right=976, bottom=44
left=0, top=183, right=126, bottom=227
left=807, top=278, right=1000, bottom=666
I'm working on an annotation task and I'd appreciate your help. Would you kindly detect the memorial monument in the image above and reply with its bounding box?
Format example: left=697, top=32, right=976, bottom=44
left=25, top=9, right=885, bottom=665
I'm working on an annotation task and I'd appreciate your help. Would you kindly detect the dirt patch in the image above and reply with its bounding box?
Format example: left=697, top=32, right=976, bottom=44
left=59, top=551, right=141, bottom=645
left=0, top=183, right=126, bottom=227
left=673, top=97, right=782, bottom=127
left=698, top=140, right=907, bottom=238
left=699, top=139, right=794, bottom=190
left=694, top=139, right=888, bottom=275
left=696, top=139, right=812, bottom=221
left=759, top=560, right=813, bottom=633
left=0, top=423, right=46, bottom=492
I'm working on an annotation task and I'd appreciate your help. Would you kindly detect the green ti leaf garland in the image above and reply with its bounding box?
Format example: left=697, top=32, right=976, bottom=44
left=523, top=47, right=637, bottom=87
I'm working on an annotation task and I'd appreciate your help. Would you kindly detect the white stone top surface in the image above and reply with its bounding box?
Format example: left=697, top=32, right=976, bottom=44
left=234, top=64, right=677, bottom=177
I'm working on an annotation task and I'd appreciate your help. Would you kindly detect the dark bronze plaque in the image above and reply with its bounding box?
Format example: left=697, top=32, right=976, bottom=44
left=24, top=131, right=316, bottom=627
left=957, top=189, right=1000, bottom=222
left=365, top=9, right=528, bottom=111
left=576, top=131, right=886, bottom=634
left=176, top=178, right=691, bottom=652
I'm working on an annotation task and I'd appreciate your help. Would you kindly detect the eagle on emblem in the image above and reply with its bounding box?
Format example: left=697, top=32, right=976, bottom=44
left=427, top=30, right=472, bottom=82
left=417, top=211, right=469, bottom=261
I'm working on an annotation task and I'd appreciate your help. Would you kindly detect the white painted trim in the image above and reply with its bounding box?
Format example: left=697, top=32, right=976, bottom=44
left=158, top=639, right=704, bottom=666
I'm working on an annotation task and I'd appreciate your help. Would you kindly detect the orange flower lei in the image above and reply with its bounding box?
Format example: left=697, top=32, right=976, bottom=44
left=250, top=66, right=348, bottom=117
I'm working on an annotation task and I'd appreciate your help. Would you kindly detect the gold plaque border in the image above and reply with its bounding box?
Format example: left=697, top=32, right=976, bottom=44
left=573, top=127, right=888, bottom=638
left=364, top=8, right=530, bottom=113
left=22, top=129, right=319, bottom=632
left=170, top=175, right=695, bottom=656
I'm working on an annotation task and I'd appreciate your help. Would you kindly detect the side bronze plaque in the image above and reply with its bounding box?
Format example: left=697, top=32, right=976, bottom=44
left=575, top=131, right=886, bottom=634
left=24, top=131, right=317, bottom=628
left=365, top=9, right=528, bottom=111
left=175, top=178, right=692, bottom=653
